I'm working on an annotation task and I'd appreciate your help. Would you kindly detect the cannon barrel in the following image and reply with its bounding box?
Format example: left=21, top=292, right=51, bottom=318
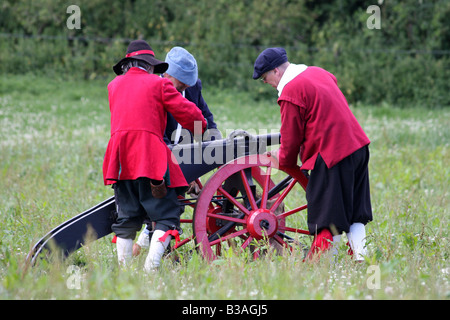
left=170, top=131, right=281, bottom=183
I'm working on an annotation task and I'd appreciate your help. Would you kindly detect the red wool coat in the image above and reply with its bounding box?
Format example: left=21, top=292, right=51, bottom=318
left=277, top=66, right=370, bottom=170
left=103, top=67, right=207, bottom=187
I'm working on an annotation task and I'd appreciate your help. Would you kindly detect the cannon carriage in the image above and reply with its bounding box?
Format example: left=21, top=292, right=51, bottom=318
left=27, top=131, right=311, bottom=265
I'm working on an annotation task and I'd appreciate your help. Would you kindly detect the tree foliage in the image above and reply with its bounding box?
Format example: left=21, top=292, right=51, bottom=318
left=1, top=0, right=448, bottom=107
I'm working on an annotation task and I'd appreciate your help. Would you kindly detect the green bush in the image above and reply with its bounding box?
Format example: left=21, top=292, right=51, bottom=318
left=0, top=0, right=448, bottom=108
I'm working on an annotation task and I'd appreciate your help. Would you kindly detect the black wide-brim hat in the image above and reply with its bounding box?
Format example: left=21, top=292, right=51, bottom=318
left=113, top=40, right=168, bottom=75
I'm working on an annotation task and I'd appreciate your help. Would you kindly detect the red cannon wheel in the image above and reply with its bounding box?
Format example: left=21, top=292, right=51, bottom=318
left=193, top=154, right=310, bottom=261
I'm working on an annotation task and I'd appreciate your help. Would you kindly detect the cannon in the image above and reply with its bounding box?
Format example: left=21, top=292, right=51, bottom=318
left=27, top=131, right=310, bottom=265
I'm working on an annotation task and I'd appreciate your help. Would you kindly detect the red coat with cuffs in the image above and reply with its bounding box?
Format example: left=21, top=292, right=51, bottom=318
left=103, top=67, right=207, bottom=187
left=277, top=66, right=370, bottom=170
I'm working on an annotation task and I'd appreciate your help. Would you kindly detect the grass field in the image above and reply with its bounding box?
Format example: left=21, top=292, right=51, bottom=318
left=0, top=74, right=448, bottom=300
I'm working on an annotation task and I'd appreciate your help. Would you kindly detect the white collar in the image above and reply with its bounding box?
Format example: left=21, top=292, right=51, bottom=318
left=277, top=64, right=308, bottom=97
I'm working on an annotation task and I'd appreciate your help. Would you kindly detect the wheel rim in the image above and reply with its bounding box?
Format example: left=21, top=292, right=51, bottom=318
left=193, top=154, right=309, bottom=261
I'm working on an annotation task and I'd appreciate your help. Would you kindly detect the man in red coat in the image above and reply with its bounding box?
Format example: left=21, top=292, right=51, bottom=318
left=253, top=48, right=372, bottom=261
left=103, top=40, right=207, bottom=270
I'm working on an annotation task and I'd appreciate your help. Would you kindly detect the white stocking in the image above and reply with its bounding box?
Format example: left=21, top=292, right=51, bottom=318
left=116, top=237, right=133, bottom=266
left=347, top=223, right=367, bottom=261
left=144, top=229, right=171, bottom=272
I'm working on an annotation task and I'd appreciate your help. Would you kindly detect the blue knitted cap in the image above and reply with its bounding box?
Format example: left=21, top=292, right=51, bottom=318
left=165, top=47, right=198, bottom=87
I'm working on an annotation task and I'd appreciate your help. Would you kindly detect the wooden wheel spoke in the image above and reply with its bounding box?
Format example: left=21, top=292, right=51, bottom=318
left=240, top=235, right=254, bottom=250
left=207, top=212, right=247, bottom=225
left=240, top=170, right=258, bottom=211
left=260, top=166, right=272, bottom=209
left=217, top=186, right=250, bottom=216
left=209, top=228, right=248, bottom=247
left=277, top=204, right=307, bottom=220
left=278, top=226, right=310, bottom=235
left=273, top=234, right=292, bottom=251
left=269, top=178, right=297, bottom=213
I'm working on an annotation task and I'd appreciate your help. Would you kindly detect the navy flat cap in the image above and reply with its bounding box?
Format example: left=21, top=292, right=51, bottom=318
left=252, top=47, right=288, bottom=79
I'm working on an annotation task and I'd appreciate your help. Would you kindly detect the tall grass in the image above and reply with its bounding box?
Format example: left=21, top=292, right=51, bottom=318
left=0, top=74, right=448, bottom=300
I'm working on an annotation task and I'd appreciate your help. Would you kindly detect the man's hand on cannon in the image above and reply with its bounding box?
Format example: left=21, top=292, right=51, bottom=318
left=186, top=180, right=201, bottom=198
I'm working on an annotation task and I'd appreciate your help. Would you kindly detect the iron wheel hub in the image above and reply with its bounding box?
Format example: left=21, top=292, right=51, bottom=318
left=247, top=209, right=278, bottom=240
